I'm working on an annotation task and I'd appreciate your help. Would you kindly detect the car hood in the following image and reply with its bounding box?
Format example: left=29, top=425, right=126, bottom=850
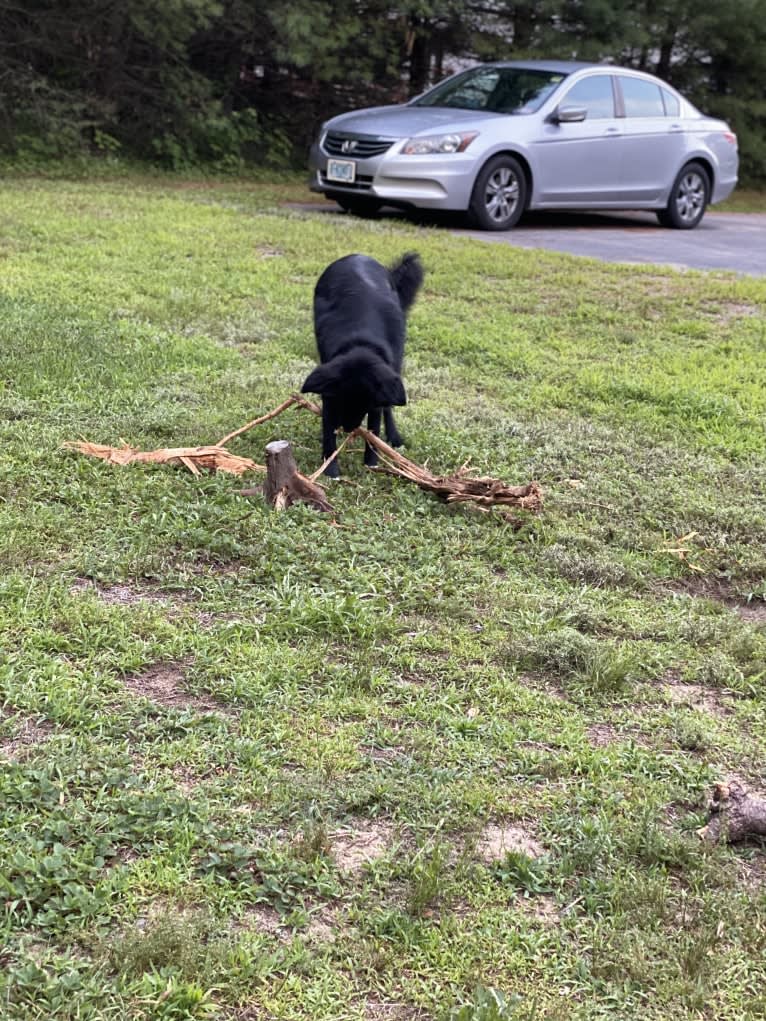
left=325, top=105, right=502, bottom=138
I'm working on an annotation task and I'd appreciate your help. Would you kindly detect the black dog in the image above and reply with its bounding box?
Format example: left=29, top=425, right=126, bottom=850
left=301, top=252, right=423, bottom=477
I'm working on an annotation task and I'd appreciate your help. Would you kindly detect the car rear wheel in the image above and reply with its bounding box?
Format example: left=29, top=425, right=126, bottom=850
left=334, top=195, right=381, bottom=218
left=469, top=155, right=526, bottom=231
left=658, top=162, right=709, bottom=229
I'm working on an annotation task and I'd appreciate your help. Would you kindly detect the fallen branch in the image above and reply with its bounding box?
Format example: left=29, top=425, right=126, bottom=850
left=354, top=426, right=543, bottom=516
left=64, top=441, right=263, bottom=476
left=698, top=778, right=766, bottom=844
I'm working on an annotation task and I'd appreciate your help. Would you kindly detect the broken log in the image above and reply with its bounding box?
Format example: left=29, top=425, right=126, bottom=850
left=698, top=778, right=766, bottom=844
left=262, top=440, right=333, bottom=513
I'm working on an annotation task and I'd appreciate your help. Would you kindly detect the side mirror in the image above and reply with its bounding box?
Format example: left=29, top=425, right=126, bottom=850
left=551, top=105, right=587, bottom=124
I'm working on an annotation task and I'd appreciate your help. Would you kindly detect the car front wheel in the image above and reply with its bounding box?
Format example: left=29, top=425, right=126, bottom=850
left=469, top=155, right=527, bottom=231
left=658, top=162, right=710, bottom=229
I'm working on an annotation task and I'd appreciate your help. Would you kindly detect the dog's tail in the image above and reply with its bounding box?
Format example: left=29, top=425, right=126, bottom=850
left=390, top=252, right=424, bottom=314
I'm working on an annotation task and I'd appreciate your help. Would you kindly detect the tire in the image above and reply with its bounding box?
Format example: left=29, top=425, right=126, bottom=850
left=658, top=162, right=709, bottom=229
left=334, top=195, right=381, bottom=218
left=469, top=155, right=527, bottom=230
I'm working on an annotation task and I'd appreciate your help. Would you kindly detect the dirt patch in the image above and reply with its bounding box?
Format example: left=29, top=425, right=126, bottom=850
left=172, top=764, right=203, bottom=796
left=702, top=300, right=761, bottom=324
left=0, top=715, right=54, bottom=761
left=586, top=723, right=619, bottom=747
left=477, top=822, right=545, bottom=863
left=391, top=672, right=432, bottom=689
left=662, top=681, right=734, bottom=717
left=70, top=578, right=170, bottom=607
left=667, top=577, right=766, bottom=623
left=123, top=661, right=228, bottom=714
left=363, top=997, right=424, bottom=1020
left=305, top=904, right=346, bottom=943
left=515, top=673, right=569, bottom=702
left=516, top=893, right=560, bottom=926
left=363, top=744, right=408, bottom=765
left=236, top=904, right=290, bottom=942
left=255, top=244, right=283, bottom=259
left=331, top=821, right=395, bottom=873
left=736, top=603, right=766, bottom=625
left=735, top=853, right=766, bottom=891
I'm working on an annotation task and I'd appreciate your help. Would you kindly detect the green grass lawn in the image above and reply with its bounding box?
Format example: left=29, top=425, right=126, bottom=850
left=1, top=174, right=765, bottom=1021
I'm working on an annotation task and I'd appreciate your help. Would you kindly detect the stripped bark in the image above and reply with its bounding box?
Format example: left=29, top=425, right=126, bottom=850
left=64, top=441, right=262, bottom=476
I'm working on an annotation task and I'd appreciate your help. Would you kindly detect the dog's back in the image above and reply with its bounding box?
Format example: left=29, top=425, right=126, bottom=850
left=313, top=253, right=423, bottom=368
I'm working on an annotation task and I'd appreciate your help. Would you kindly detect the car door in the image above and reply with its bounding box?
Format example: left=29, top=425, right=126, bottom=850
left=533, top=73, right=624, bottom=205
left=616, top=76, right=688, bottom=202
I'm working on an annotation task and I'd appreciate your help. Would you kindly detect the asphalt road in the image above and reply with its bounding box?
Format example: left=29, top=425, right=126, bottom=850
left=456, top=210, right=766, bottom=276
left=296, top=201, right=766, bottom=276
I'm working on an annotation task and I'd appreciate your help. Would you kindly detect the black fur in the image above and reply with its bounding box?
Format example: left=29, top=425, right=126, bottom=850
left=301, top=252, right=424, bottom=477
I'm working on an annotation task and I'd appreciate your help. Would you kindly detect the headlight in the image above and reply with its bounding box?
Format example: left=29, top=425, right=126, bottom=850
left=401, top=132, right=478, bottom=155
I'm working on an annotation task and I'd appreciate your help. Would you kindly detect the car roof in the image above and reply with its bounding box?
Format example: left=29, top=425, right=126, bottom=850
left=486, top=60, right=597, bottom=74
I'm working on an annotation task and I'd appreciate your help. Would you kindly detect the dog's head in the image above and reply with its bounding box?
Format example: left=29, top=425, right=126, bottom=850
left=301, top=351, right=406, bottom=430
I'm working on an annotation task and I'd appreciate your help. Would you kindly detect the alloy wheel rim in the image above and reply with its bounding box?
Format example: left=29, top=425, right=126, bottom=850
left=485, top=168, right=519, bottom=222
left=676, top=172, right=705, bottom=223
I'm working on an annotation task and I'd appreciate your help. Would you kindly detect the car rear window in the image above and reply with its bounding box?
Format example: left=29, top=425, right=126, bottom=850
left=621, top=77, right=665, bottom=117
left=661, top=88, right=681, bottom=116
left=413, top=67, right=567, bottom=114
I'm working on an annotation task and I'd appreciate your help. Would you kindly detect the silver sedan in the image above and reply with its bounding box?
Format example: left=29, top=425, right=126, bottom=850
left=308, top=61, right=739, bottom=230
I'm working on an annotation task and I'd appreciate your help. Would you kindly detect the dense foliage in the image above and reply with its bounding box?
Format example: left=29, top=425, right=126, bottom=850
left=0, top=1, right=764, bottom=181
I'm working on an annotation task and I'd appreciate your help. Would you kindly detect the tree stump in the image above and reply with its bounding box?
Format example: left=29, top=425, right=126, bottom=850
left=262, top=440, right=333, bottom=513
left=698, top=778, right=766, bottom=844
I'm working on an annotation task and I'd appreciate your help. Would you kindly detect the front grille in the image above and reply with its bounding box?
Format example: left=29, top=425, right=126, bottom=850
left=323, top=132, right=394, bottom=158
left=319, top=173, right=374, bottom=192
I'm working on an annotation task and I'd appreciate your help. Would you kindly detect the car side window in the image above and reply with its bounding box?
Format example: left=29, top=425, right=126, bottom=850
left=621, top=77, right=665, bottom=117
left=560, top=76, right=615, bottom=119
left=661, top=88, right=681, bottom=117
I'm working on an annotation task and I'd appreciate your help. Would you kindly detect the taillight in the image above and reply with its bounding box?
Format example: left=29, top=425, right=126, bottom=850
left=723, top=131, right=737, bottom=145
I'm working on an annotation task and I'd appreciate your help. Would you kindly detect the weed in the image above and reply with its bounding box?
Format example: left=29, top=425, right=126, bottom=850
left=448, top=986, right=524, bottom=1020
left=407, top=840, right=451, bottom=917
left=492, top=851, right=553, bottom=895
left=292, top=809, right=332, bottom=862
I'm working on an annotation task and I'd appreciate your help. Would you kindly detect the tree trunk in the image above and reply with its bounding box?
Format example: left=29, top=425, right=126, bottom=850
left=262, top=440, right=333, bottom=512
left=698, top=779, right=766, bottom=844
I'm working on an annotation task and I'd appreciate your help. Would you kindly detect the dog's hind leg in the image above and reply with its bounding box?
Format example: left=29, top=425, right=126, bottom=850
left=364, top=408, right=382, bottom=467
left=383, top=407, right=403, bottom=448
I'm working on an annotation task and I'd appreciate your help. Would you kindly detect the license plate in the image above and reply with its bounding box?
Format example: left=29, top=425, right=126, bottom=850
left=326, top=159, right=356, bottom=184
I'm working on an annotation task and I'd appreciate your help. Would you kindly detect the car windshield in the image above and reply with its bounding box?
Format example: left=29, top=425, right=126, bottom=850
left=412, top=66, right=568, bottom=114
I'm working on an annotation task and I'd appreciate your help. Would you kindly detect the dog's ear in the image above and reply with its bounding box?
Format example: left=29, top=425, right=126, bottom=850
left=301, top=364, right=337, bottom=396
left=372, top=367, right=407, bottom=407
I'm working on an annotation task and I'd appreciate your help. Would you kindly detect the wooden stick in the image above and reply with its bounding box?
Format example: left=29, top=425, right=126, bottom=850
left=215, top=394, right=322, bottom=448
left=309, top=432, right=355, bottom=482
left=215, top=397, right=302, bottom=448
